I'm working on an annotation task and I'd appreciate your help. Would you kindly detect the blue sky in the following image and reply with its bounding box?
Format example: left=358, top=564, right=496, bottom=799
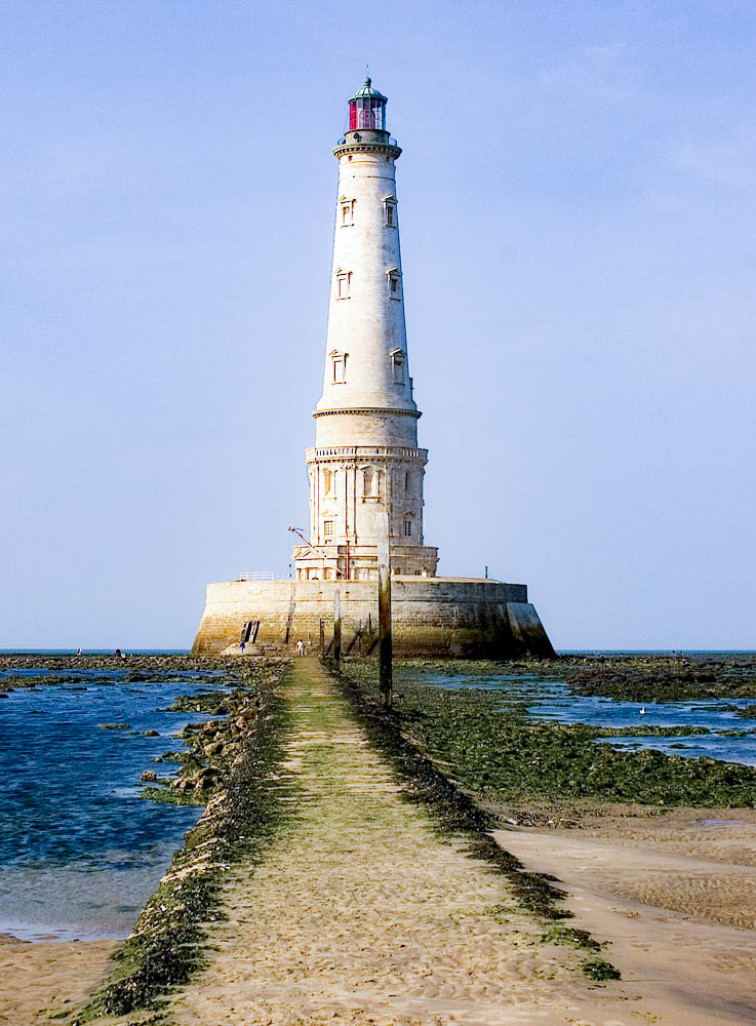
left=1, top=0, right=754, bottom=649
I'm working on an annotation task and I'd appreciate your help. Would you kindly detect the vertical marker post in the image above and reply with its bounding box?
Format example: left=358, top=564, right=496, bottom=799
left=319, top=618, right=325, bottom=657
left=377, top=512, right=393, bottom=709
left=333, top=588, right=342, bottom=666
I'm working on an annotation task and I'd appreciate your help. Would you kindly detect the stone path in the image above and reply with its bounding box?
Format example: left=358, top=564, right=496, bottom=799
left=167, top=659, right=637, bottom=1026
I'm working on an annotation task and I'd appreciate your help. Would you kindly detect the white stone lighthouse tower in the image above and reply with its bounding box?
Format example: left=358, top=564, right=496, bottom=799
left=192, top=79, right=556, bottom=659
left=293, top=79, right=438, bottom=582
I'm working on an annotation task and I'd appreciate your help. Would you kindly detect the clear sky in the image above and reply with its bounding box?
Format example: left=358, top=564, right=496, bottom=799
left=1, top=0, right=754, bottom=650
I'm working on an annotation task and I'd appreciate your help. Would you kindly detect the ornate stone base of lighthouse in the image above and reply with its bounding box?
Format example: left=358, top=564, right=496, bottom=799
left=191, top=576, right=554, bottom=659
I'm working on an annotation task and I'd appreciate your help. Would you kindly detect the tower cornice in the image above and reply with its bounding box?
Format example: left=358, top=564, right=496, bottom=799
left=333, top=140, right=402, bottom=160
left=306, top=444, right=428, bottom=464
left=334, top=128, right=401, bottom=160
left=313, top=407, right=421, bottom=420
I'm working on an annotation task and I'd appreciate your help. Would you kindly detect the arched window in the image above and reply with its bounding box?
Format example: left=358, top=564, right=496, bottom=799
left=362, top=467, right=382, bottom=499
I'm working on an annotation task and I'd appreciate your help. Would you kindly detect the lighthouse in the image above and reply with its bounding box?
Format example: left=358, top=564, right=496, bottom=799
left=293, top=79, right=437, bottom=583
left=192, top=80, right=555, bottom=659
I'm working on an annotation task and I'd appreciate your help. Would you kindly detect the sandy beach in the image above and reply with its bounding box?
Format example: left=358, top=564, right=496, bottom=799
left=498, top=808, right=756, bottom=1025
left=0, top=935, right=114, bottom=1025
left=3, top=661, right=756, bottom=1025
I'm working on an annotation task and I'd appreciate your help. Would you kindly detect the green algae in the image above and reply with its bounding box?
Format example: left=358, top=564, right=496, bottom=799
left=342, top=660, right=756, bottom=814
left=581, top=958, right=622, bottom=981
left=139, top=783, right=205, bottom=806
left=565, top=655, right=756, bottom=703
left=591, top=725, right=709, bottom=737
left=162, top=690, right=231, bottom=715
left=540, top=925, right=601, bottom=952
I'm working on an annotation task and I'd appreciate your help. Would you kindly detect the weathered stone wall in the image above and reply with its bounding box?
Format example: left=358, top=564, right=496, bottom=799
left=191, top=577, right=556, bottom=659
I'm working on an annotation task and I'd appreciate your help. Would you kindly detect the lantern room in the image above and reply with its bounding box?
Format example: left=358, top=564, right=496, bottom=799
left=348, top=77, right=387, bottom=131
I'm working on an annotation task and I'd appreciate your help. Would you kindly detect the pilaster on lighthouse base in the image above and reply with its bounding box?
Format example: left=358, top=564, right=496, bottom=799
left=191, top=576, right=556, bottom=659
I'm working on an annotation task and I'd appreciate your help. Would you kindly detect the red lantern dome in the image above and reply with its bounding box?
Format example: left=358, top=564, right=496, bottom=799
left=348, top=77, right=387, bottom=132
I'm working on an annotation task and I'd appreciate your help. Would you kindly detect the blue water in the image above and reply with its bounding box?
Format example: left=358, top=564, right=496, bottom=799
left=0, top=665, right=229, bottom=940
left=416, top=669, right=756, bottom=766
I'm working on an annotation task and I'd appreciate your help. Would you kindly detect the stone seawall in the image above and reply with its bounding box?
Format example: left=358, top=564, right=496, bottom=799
left=191, top=577, right=555, bottom=659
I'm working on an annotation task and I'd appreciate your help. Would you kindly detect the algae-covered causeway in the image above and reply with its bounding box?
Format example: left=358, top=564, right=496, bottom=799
left=340, top=658, right=756, bottom=814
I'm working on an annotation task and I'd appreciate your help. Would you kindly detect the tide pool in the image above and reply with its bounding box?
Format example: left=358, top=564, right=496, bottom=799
left=415, top=668, right=756, bottom=766
left=0, top=664, right=229, bottom=940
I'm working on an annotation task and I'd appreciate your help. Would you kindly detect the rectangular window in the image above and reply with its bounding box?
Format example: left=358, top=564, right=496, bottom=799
left=391, top=350, right=405, bottom=384
left=332, top=355, right=346, bottom=383
left=387, top=269, right=401, bottom=300
left=337, top=272, right=351, bottom=300
left=404, top=520, right=413, bottom=537
left=324, top=520, right=334, bottom=538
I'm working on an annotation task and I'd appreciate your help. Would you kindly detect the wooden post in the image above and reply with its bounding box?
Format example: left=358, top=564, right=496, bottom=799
left=333, top=588, right=342, bottom=666
left=377, top=512, right=392, bottom=708
left=319, top=618, right=325, bottom=657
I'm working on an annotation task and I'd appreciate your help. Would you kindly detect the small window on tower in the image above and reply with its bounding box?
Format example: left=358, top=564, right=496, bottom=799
left=324, top=520, right=334, bottom=538
left=340, top=199, right=355, bottom=227
left=404, top=520, right=413, bottom=537
left=384, top=197, right=397, bottom=227
left=336, top=271, right=351, bottom=300
left=386, top=269, right=401, bottom=300
left=390, top=348, right=405, bottom=384
left=404, top=470, right=411, bottom=493
left=330, top=349, right=347, bottom=384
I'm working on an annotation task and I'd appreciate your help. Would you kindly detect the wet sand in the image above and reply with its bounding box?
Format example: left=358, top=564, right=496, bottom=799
left=497, top=807, right=756, bottom=1025
left=159, top=660, right=651, bottom=1026
left=0, top=934, right=114, bottom=1025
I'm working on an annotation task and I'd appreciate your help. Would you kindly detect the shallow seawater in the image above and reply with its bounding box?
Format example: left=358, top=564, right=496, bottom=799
left=0, top=665, right=229, bottom=940
left=415, top=670, right=756, bottom=766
